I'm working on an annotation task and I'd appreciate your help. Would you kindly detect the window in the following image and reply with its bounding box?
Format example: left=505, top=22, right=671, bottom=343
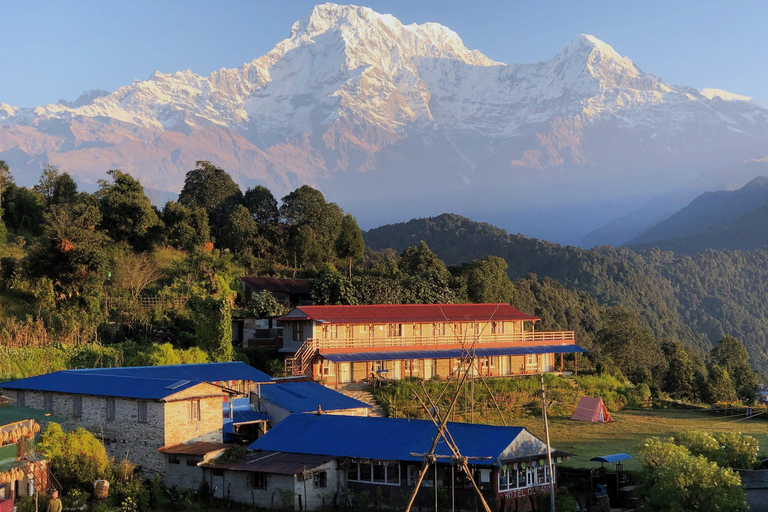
left=137, top=402, right=148, bottom=424
left=322, top=360, right=333, bottom=376
left=106, top=398, right=116, bottom=421
left=212, top=469, right=224, bottom=477
left=359, top=462, right=372, bottom=481
left=189, top=400, right=201, bottom=421
left=292, top=322, right=304, bottom=342
left=168, top=454, right=180, bottom=465
left=248, top=472, right=267, bottom=489
left=499, top=467, right=533, bottom=491
left=186, top=457, right=200, bottom=467
left=373, top=463, right=386, bottom=483
left=433, top=323, right=446, bottom=336
left=387, top=323, right=402, bottom=337
left=454, top=323, right=463, bottom=336
left=313, top=471, right=327, bottom=488
left=385, top=462, right=400, bottom=484
left=17, top=391, right=25, bottom=408
left=44, top=393, right=53, bottom=413
left=348, top=461, right=400, bottom=486
left=407, top=465, right=419, bottom=486
left=73, top=396, right=83, bottom=418
left=474, top=322, right=481, bottom=335
left=491, top=322, right=504, bottom=334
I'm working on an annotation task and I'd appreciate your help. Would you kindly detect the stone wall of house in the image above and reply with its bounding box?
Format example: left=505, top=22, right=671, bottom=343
left=163, top=387, right=224, bottom=448
left=5, top=385, right=225, bottom=475
left=163, top=451, right=223, bottom=491
left=207, top=461, right=338, bottom=511
left=11, top=390, right=167, bottom=473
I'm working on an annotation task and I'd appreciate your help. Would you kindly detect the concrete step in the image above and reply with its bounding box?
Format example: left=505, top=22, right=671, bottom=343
left=337, top=384, right=385, bottom=417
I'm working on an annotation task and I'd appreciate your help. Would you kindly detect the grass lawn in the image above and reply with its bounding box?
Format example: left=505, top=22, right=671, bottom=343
left=515, top=409, right=768, bottom=471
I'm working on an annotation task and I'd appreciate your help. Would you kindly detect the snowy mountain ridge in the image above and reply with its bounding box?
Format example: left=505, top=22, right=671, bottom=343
left=2, top=3, right=768, bottom=244
left=4, top=4, right=751, bottom=138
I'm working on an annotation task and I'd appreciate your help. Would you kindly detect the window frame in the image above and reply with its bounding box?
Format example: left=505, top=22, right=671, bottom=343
left=44, top=393, right=53, bottom=413
left=137, top=401, right=148, bottom=424
left=347, top=461, right=400, bottom=486
left=189, top=400, right=201, bottom=422
left=313, top=471, right=327, bottom=488
left=17, top=391, right=25, bottom=408
left=106, top=397, right=116, bottom=421
left=292, top=322, right=304, bottom=342
left=73, top=396, right=83, bottom=418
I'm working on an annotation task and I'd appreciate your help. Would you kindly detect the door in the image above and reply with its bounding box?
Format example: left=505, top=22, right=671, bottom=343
left=423, top=359, right=433, bottom=379
left=340, top=363, right=351, bottom=384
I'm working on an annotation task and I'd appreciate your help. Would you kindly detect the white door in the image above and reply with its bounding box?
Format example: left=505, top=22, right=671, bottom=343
left=340, top=363, right=351, bottom=384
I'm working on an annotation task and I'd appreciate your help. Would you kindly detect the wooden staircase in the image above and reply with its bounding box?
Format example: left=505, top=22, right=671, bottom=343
left=285, top=338, right=317, bottom=379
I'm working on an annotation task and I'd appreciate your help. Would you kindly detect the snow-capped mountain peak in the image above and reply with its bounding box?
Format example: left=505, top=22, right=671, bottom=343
left=2, top=2, right=767, bottom=241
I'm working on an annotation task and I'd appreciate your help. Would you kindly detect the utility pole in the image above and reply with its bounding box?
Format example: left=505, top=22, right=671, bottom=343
left=540, top=373, right=556, bottom=512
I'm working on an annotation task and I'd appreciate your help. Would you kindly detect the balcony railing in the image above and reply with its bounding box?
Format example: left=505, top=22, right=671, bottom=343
left=311, top=331, right=575, bottom=350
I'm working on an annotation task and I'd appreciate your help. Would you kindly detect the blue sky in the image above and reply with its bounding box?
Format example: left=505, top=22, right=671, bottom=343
left=3, top=0, right=767, bottom=107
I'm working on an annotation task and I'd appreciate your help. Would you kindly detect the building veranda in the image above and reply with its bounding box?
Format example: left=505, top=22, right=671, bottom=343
left=281, top=303, right=586, bottom=384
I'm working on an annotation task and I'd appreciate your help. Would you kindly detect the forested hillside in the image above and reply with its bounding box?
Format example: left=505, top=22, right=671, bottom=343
left=365, top=214, right=768, bottom=372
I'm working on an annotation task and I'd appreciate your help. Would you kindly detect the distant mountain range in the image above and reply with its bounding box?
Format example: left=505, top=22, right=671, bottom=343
left=3, top=3, right=768, bottom=243
left=624, top=176, right=768, bottom=253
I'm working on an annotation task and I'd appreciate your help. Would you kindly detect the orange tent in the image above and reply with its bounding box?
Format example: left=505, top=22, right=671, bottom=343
left=571, top=397, right=614, bottom=423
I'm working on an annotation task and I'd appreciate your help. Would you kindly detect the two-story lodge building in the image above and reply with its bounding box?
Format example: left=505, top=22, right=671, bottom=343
left=280, top=304, right=586, bottom=384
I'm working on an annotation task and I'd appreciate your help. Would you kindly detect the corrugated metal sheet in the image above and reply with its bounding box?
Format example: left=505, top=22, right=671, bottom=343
left=590, top=453, right=632, bottom=464
left=71, top=362, right=271, bottom=384
left=0, top=372, right=216, bottom=400
left=0, top=362, right=270, bottom=400
left=249, top=414, right=525, bottom=466
left=157, top=442, right=229, bottom=455
left=259, top=382, right=370, bottom=413
left=0, top=405, right=67, bottom=426
left=321, top=344, right=587, bottom=362
left=211, top=450, right=334, bottom=475
left=277, top=303, right=539, bottom=324
left=232, top=410, right=269, bottom=424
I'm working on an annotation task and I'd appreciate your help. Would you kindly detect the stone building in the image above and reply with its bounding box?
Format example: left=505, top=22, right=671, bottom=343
left=1, top=371, right=228, bottom=474
left=205, top=451, right=337, bottom=510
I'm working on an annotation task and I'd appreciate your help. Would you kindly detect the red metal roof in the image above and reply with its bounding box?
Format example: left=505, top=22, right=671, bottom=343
left=277, top=303, right=539, bottom=324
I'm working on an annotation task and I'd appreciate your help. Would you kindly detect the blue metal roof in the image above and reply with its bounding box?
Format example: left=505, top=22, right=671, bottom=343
left=223, top=398, right=269, bottom=425
left=71, top=362, right=271, bottom=384
left=259, top=382, right=370, bottom=413
left=0, top=371, right=210, bottom=400
left=321, top=344, right=587, bottom=362
left=590, top=453, right=632, bottom=464
left=249, top=414, right=526, bottom=466
left=0, top=362, right=271, bottom=400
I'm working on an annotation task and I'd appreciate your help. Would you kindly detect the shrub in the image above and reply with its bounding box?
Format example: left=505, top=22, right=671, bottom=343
left=638, top=437, right=747, bottom=511
left=37, top=423, right=110, bottom=491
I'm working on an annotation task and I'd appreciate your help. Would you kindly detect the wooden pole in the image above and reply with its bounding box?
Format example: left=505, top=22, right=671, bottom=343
left=540, top=373, right=556, bottom=512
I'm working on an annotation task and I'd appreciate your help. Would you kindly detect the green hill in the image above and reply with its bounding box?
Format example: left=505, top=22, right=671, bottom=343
left=365, top=213, right=768, bottom=372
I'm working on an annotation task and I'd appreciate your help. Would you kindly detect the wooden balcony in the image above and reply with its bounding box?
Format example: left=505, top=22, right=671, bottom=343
left=310, top=331, right=575, bottom=351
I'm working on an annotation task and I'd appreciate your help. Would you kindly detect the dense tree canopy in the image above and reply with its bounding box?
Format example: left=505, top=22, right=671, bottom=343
left=97, top=170, right=161, bottom=251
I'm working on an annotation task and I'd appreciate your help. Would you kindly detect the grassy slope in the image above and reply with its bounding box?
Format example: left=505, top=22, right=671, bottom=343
left=515, top=409, right=768, bottom=471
